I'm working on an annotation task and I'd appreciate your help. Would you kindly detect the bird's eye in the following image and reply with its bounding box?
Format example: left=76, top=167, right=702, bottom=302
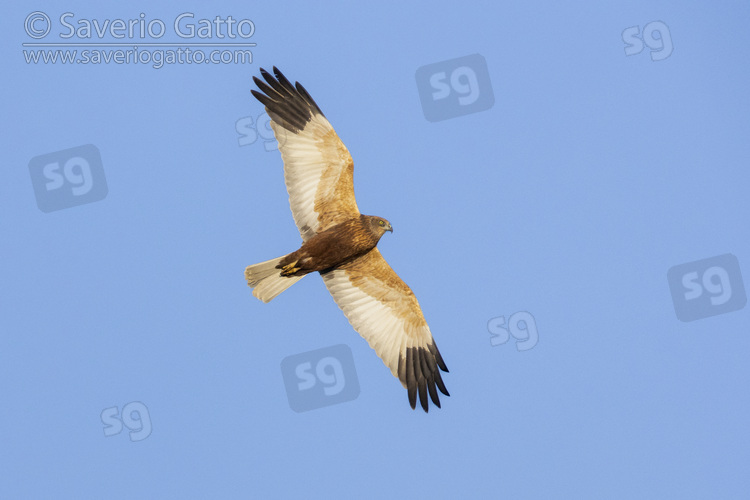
left=379, top=220, right=385, bottom=226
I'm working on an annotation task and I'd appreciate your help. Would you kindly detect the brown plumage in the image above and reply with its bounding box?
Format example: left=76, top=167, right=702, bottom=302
left=244, top=67, right=449, bottom=412
left=279, top=215, right=392, bottom=276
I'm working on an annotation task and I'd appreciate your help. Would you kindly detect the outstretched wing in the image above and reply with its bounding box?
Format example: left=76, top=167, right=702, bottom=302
left=252, top=67, right=360, bottom=241
left=321, top=248, right=450, bottom=412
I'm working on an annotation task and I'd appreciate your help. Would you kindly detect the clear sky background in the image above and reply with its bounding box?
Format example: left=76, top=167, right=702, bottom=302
left=2, top=1, right=749, bottom=498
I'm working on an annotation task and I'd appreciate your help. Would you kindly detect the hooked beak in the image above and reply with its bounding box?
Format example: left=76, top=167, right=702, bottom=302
left=387, top=223, right=393, bottom=233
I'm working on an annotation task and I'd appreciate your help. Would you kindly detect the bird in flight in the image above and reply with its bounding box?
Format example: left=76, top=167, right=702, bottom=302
left=245, top=67, right=449, bottom=412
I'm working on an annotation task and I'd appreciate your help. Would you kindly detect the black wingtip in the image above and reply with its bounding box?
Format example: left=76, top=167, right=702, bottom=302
left=251, top=66, right=325, bottom=132
left=401, top=345, right=450, bottom=413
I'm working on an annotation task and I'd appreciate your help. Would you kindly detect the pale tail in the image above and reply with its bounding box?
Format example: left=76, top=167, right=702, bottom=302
left=245, top=255, right=304, bottom=303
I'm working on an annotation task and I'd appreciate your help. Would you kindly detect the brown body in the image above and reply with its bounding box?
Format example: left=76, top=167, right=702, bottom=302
left=279, top=215, right=392, bottom=276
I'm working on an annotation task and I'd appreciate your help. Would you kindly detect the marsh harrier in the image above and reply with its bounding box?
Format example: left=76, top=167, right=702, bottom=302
left=245, top=67, right=449, bottom=412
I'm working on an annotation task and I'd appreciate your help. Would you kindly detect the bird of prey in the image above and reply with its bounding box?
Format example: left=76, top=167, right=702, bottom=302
left=245, top=67, right=449, bottom=412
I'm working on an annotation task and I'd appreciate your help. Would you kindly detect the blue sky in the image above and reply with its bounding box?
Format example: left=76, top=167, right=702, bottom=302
left=3, top=1, right=749, bottom=498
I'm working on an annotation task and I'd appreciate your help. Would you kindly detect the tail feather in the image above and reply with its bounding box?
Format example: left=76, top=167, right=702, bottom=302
left=245, top=255, right=304, bottom=303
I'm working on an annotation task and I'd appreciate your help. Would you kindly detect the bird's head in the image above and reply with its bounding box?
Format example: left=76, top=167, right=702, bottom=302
left=366, top=215, right=393, bottom=238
